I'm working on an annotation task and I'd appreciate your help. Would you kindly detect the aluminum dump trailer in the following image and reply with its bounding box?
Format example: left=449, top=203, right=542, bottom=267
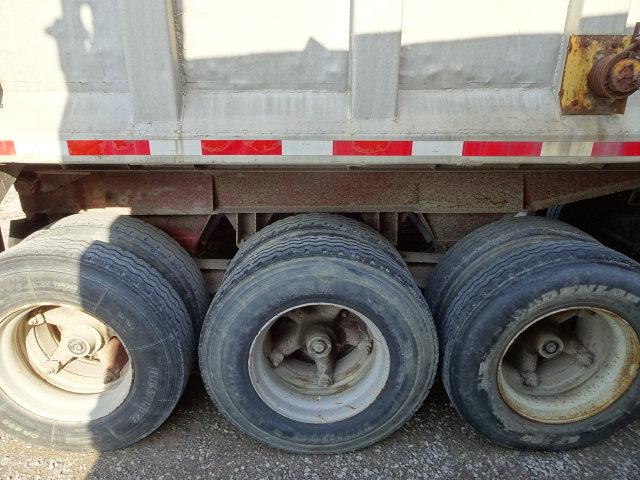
left=1, top=0, right=640, bottom=454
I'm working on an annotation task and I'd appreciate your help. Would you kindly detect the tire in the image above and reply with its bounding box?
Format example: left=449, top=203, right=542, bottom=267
left=0, top=234, right=194, bottom=451
left=225, top=213, right=408, bottom=277
left=199, top=232, right=438, bottom=453
left=31, top=212, right=209, bottom=332
left=440, top=239, right=640, bottom=450
left=424, top=216, right=597, bottom=323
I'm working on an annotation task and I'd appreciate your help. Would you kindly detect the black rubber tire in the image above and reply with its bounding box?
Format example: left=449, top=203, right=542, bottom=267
left=424, top=216, right=597, bottom=323
left=0, top=234, right=194, bottom=451
left=199, top=232, right=438, bottom=453
left=31, top=212, right=209, bottom=332
left=440, top=239, right=640, bottom=450
left=225, top=213, right=408, bottom=277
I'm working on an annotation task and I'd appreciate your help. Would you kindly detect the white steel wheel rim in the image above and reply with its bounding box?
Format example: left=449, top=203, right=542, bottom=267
left=0, top=304, right=133, bottom=422
left=248, top=303, right=391, bottom=424
left=497, top=307, right=640, bottom=424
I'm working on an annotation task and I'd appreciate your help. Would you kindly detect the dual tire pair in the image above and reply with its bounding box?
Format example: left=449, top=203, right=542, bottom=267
left=199, top=214, right=439, bottom=453
left=426, top=216, right=640, bottom=450
left=0, top=213, right=208, bottom=450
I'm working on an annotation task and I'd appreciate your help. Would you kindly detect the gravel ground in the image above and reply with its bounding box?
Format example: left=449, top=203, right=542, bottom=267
left=1, top=375, right=638, bottom=480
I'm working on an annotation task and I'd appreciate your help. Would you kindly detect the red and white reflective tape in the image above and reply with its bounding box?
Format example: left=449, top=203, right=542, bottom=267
left=2, top=139, right=640, bottom=157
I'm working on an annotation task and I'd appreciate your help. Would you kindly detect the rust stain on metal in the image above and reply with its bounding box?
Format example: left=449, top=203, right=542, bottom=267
left=560, top=35, right=633, bottom=115
left=524, top=170, right=640, bottom=210
left=19, top=172, right=214, bottom=216
left=139, top=215, right=210, bottom=253
left=212, top=171, right=522, bottom=214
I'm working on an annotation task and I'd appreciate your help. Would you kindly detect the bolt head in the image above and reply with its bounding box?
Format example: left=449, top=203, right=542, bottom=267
left=67, top=338, right=89, bottom=356
left=544, top=341, right=559, bottom=354
left=311, top=340, right=327, bottom=354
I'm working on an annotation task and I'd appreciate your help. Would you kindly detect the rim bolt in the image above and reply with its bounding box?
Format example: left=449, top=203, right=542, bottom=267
left=27, top=313, right=46, bottom=326
left=577, top=351, right=595, bottom=367
left=269, top=352, right=284, bottom=367
left=44, top=360, right=61, bottom=375
left=522, top=372, right=539, bottom=387
left=357, top=340, right=373, bottom=354
left=318, top=374, right=332, bottom=387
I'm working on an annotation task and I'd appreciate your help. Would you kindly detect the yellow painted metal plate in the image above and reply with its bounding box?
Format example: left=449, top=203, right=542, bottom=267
left=560, top=35, right=633, bottom=115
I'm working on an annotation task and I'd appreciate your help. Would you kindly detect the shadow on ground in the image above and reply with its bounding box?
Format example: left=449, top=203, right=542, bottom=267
left=1, top=375, right=638, bottom=480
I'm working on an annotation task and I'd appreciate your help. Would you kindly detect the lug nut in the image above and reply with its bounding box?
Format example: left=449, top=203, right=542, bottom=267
left=311, top=340, right=328, bottom=354
left=534, top=332, right=564, bottom=359
left=67, top=338, right=90, bottom=356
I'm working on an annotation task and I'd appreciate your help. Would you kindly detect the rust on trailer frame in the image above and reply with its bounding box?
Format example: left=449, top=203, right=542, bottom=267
left=137, top=215, right=211, bottom=253
left=523, top=171, right=640, bottom=210
left=18, top=172, right=213, bottom=216
left=10, top=170, right=640, bottom=219
left=212, top=171, right=523, bottom=213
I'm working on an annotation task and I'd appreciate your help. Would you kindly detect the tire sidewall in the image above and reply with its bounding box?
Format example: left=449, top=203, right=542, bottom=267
left=446, top=263, right=640, bottom=450
left=0, top=259, right=188, bottom=451
left=200, top=257, right=437, bottom=452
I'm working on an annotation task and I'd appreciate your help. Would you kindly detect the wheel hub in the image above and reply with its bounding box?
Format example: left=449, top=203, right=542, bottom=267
left=498, top=307, right=640, bottom=423
left=0, top=304, right=133, bottom=422
left=22, top=306, right=129, bottom=392
left=249, top=303, right=390, bottom=424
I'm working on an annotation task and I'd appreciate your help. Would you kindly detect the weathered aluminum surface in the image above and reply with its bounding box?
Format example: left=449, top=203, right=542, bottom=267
left=4, top=1, right=640, bottom=162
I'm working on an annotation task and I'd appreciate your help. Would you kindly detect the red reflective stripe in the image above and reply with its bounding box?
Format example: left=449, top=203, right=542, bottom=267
left=201, top=140, right=282, bottom=155
left=67, top=140, right=150, bottom=156
left=462, top=141, right=542, bottom=156
left=333, top=141, right=413, bottom=156
left=591, top=142, right=640, bottom=156
left=0, top=141, right=15, bottom=155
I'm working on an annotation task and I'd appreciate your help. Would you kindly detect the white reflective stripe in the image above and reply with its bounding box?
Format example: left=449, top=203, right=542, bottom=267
left=282, top=140, right=333, bottom=156
left=540, top=142, right=594, bottom=157
left=149, top=139, right=202, bottom=155
left=412, top=141, right=463, bottom=156
left=149, top=140, right=178, bottom=155
left=14, top=138, right=69, bottom=156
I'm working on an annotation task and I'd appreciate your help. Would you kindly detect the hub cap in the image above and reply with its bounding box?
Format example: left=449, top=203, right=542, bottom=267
left=248, top=304, right=390, bottom=424
left=498, top=307, right=640, bottom=423
left=0, top=305, right=133, bottom=422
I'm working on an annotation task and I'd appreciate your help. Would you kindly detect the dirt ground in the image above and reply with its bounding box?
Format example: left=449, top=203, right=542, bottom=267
left=1, top=376, right=638, bottom=480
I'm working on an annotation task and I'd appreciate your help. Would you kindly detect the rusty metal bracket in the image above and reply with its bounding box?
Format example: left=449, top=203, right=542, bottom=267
left=226, top=212, right=272, bottom=245
left=560, top=34, right=635, bottom=114
left=362, top=212, right=399, bottom=245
